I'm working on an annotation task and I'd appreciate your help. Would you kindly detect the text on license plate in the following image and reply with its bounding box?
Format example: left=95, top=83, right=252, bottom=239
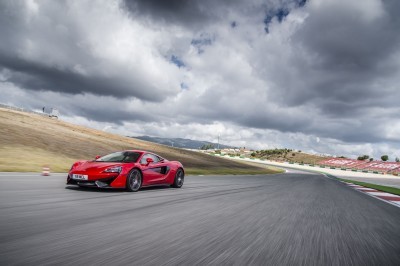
left=72, top=174, right=88, bottom=180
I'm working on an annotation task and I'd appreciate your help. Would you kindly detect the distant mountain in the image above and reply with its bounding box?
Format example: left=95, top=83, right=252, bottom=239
left=131, top=135, right=234, bottom=150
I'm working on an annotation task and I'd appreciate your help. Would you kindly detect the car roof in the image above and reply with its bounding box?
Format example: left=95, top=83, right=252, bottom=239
left=124, top=150, right=161, bottom=156
left=122, top=150, right=166, bottom=160
left=124, top=150, right=145, bottom=153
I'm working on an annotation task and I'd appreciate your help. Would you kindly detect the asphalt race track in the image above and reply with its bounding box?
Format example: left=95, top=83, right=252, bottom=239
left=1, top=171, right=400, bottom=265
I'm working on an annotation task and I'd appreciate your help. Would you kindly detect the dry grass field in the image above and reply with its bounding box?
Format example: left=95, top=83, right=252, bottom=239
left=0, top=108, right=282, bottom=175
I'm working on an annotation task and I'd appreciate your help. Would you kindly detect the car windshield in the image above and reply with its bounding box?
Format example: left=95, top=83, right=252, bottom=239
left=95, top=151, right=140, bottom=163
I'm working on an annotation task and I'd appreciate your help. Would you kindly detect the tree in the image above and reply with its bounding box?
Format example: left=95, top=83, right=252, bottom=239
left=381, top=155, right=389, bottom=161
left=396, top=157, right=400, bottom=162
left=357, top=155, right=369, bottom=160
left=200, top=144, right=214, bottom=150
left=369, top=158, right=373, bottom=162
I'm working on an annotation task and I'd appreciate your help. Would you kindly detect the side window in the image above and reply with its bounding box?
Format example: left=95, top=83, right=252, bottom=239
left=149, top=154, right=160, bottom=163
left=140, top=154, right=150, bottom=164
left=140, top=154, right=160, bottom=164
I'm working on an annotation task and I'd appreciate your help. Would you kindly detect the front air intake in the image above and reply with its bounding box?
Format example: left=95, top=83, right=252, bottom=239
left=95, top=181, right=109, bottom=188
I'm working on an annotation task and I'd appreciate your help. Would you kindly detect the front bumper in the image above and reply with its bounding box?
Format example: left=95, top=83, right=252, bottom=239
left=66, top=175, right=119, bottom=188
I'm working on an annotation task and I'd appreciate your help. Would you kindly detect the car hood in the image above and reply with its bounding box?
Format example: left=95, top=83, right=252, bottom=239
left=73, top=161, right=125, bottom=172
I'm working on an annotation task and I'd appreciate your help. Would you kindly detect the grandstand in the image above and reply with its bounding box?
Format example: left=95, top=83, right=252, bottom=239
left=319, top=158, right=400, bottom=174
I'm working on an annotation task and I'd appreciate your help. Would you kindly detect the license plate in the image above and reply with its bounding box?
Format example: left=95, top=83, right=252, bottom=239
left=72, top=174, right=88, bottom=180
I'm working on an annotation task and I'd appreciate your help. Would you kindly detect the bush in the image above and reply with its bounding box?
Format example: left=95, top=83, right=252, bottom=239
left=381, top=155, right=389, bottom=161
left=357, top=155, right=369, bottom=160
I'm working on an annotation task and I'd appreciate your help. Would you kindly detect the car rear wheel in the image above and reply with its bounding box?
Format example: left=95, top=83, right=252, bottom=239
left=126, top=169, right=142, bottom=192
left=172, top=168, right=184, bottom=188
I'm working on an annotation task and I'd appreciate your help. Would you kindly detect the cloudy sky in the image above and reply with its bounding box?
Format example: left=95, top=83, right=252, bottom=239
left=1, top=0, right=400, bottom=160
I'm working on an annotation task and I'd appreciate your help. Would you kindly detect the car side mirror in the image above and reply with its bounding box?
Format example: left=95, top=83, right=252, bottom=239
left=146, top=157, right=154, bottom=165
left=95, top=155, right=101, bottom=160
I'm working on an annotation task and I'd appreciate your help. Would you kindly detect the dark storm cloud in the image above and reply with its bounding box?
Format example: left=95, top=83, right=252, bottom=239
left=0, top=0, right=176, bottom=102
left=261, top=0, right=400, bottom=126
left=122, top=0, right=307, bottom=29
left=121, top=0, right=251, bottom=27
left=71, top=106, right=155, bottom=125
left=295, top=4, right=399, bottom=72
left=236, top=113, right=308, bottom=133
left=9, top=88, right=156, bottom=125
left=0, top=54, right=163, bottom=102
left=308, top=118, right=388, bottom=144
left=190, top=84, right=312, bottom=135
left=122, top=0, right=209, bottom=26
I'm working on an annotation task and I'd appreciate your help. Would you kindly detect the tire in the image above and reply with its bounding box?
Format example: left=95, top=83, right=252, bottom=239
left=126, top=168, right=142, bottom=192
left=172, top=168, right=184, bottom=188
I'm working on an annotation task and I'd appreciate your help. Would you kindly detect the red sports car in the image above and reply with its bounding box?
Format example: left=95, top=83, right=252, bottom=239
left=66, top=150, right=184, bottom=192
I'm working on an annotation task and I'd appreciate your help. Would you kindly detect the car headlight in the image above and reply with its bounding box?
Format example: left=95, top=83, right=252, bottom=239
left=103, top=166, right=122, bottom=173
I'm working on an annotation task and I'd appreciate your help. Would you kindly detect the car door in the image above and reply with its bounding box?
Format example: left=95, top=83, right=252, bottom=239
left=140, top=153, right=166, bottom=185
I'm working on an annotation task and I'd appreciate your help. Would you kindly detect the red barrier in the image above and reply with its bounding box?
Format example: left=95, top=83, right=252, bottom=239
left=318, top=158, right=400, bottom=173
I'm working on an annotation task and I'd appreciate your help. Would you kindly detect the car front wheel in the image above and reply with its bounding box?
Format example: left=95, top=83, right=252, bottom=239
left=172, top=168, right=184, bottom=188
left=126, top=169, right=142, bottom=192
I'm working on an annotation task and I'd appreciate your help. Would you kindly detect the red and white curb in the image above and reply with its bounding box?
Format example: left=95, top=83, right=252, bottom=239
left=343, top=182, right=400, bottom=208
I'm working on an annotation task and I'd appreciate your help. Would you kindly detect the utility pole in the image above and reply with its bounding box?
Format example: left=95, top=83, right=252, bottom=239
left=217, top=134, right=220, bottom=149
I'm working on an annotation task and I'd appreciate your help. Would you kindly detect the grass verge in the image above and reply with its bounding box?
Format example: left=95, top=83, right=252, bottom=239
left=338, top=178, right=400, bottom=196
